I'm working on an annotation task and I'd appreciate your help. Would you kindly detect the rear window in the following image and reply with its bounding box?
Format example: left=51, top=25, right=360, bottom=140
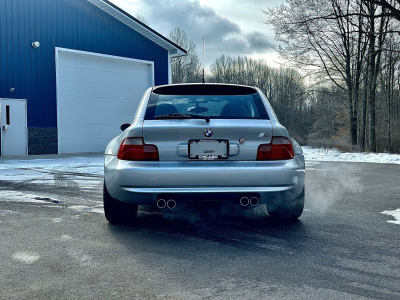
left=145, top=86, right=269, bottom=120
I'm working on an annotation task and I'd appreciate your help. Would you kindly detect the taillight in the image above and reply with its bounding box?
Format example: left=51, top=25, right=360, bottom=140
left=257, top=137, right=294, bottom=160
left=117, top=138, right=159, bottom=161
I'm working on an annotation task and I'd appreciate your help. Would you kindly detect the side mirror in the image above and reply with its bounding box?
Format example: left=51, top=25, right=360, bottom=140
left=120, top=123, right=131, bottom=131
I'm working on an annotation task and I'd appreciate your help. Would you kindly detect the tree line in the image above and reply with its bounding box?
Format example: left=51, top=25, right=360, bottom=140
left=164, top=0, right=400, bottom=153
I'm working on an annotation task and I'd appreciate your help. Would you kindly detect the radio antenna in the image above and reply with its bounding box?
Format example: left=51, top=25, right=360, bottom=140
left=202, top=36, right=205, bottom=83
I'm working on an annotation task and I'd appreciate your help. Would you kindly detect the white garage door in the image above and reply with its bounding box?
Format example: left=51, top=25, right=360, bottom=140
left=56, top=48, right=154, bottom=153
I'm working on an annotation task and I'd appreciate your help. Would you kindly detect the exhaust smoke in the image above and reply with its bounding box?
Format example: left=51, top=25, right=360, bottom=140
left=306, top=162, right=363, bottom=212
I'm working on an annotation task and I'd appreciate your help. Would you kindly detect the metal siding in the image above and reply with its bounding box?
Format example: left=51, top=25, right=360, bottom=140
left=0, top=0, right=169, bottom=128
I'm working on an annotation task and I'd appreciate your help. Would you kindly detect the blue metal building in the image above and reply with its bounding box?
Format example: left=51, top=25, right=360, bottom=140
left=0, top=0, right=186, bottom=155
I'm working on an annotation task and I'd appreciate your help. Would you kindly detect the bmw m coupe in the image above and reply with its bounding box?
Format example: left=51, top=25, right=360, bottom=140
left=103, top=84, right=305, bottom=223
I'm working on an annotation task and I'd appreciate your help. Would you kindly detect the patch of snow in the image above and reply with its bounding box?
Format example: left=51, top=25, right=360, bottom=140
left=67, top=250, right=95, bottom=266
left=0, top=210, right=20, bottom=216
left=11, top=251, right=40, bottom=264
left=69, top=205, right=104, bottom=214
left=0, top=156, right=104, bottom=175
left=59, top=234, right=72, bottom=241
left=302, top=146, right=400, bottom=164
left=0, top=156, right=104, bottom=205
left=0, top=191, right=54, bottom=203
left=0, top=168, right=52, bottom=181
left=381, top=209, right=400, bottom=225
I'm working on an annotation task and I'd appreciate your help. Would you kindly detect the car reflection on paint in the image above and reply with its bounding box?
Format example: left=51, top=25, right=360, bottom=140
left=103, top=83, right=305, bottom=224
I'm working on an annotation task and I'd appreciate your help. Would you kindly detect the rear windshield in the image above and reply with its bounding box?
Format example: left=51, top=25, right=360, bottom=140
left=145, top=92, right=269, bottom=120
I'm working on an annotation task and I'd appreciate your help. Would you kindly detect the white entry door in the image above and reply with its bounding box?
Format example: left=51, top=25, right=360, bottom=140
left=0, top=99, right=27, bottom=156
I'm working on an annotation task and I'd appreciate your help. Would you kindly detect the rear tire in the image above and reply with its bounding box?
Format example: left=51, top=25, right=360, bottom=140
left=267, top=188, right=305, bottom=221
left=103, top=181, right=138, bottom=224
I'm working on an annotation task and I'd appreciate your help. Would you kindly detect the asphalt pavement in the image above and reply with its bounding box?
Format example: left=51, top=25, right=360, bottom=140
left=0, top=157, right=399, bottom=300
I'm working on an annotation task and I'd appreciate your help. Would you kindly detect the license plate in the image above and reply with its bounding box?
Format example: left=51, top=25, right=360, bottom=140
left=189, top=139, right=229, bottom=160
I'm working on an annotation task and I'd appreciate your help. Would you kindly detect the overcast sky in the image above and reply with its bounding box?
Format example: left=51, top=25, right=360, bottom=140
left=109, top=0, right=284, bottom=68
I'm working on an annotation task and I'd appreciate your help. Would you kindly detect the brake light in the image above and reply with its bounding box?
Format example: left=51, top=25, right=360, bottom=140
left=117, top=138, right=159, bottom=161
left=257, top=137, right=294, bottom=160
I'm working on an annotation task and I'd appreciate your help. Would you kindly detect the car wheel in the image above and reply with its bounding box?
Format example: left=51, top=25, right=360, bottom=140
left=103, top=181, right=138, bottom=224
left=267, top=188, right=305, bottom=221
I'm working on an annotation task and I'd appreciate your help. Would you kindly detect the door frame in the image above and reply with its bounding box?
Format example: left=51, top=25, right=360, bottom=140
left=55, top=47, right=155, bottom=154
left=0, top=98, right=28, bottom=156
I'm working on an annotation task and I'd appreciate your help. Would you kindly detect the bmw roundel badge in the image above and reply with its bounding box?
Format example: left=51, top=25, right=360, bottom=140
left=204, top=128, right=213, bottom=137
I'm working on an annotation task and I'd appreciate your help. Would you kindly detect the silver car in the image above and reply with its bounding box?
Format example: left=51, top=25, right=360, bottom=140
left=104, top=83, right=305, bottom=223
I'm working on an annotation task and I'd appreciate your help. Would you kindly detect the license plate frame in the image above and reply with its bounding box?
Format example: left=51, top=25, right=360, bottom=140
left=188, top=139, right=229, bottom=160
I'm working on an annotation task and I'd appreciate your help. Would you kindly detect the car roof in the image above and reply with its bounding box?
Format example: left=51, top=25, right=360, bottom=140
left=152, top=83, right=258, bottom=96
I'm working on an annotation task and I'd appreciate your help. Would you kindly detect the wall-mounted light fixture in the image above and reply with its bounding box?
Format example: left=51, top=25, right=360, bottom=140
left=10, top=88, right=15, bottom=92
left=32, top=41, right=40, bottom=48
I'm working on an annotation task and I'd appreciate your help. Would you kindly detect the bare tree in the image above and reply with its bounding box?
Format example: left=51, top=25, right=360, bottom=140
left=168, top=27, right=202, bottom=83
left=134, top=14, right=150, bottom=26
left=364, top=2, right=390, bottom=151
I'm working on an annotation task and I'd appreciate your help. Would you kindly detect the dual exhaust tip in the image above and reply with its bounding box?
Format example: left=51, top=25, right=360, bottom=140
left=240, top=196, right=259, bottom=207
left=157, top=198, right=176, bottom=209
left=157, top=196, right=259, bottom=209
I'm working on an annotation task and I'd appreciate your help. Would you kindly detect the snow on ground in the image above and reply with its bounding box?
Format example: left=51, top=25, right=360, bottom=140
left=0, top=156, right=104, bottom=182
left=381, top=209, right=400, bottom=225
left=0, top=191, right=51, bottom=203
left=0, top=156, right=104, bottom=205
left=0, top=156, right=103, bottom=175
left=302, top=146, right=400, bottom=164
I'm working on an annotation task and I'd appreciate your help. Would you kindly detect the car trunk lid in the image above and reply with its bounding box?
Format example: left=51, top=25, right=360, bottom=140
left=142, top=119, right=273, bottom=161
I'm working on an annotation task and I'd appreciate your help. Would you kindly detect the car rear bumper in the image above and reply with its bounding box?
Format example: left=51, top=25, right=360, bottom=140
left=104, top=154, right=305, bottom=205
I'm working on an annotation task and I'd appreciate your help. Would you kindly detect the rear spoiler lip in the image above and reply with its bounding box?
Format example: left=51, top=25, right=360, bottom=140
left=152, top=84, right=258, bottom=96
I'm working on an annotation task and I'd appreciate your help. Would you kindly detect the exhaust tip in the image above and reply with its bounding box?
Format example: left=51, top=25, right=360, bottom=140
left=250, top=197, right=259, bottom=206
left=239, top=197, right=250, bottom=207
left=167, top=199, right=177, bottom=209
left=157, top=199, right=167, bottom=209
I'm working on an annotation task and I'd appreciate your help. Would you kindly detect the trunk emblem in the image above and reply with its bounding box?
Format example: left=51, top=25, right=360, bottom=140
left=204, top=128, right=213, bottom=137
left=239, top=137, right=246, bottom=144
